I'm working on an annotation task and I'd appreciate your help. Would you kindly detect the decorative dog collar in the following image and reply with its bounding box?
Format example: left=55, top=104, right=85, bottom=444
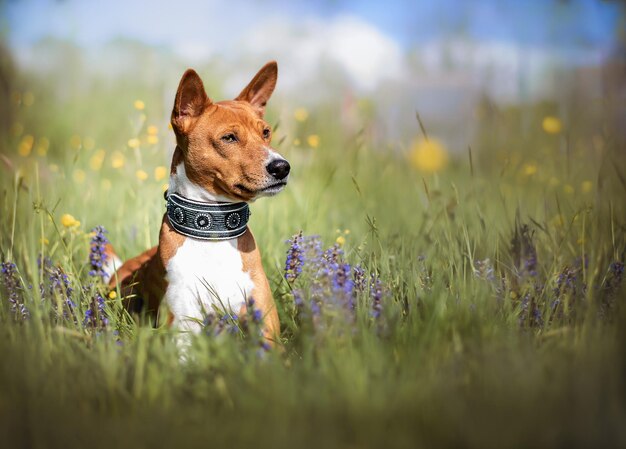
left=165, top=190, right=250, bottom=240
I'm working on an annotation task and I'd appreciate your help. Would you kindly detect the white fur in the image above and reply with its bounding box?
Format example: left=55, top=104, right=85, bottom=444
left=169, top=162, right=232, bottom=203
left=164, top=237, right=253, bottom=333
left=103, top=254, right=122, bottom=284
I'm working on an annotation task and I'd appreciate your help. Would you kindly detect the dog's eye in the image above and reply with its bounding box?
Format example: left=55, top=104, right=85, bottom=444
left=262, top=128, right=271, bottom=139
left=221, top=133, right=237, bottom=143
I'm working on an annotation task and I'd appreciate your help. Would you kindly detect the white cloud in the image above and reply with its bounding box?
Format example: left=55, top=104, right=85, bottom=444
left=210, top=15, right=407, bottom=95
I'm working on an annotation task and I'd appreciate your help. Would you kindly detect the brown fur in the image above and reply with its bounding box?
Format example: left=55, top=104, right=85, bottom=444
left=109, top=62, right=282, bottom=342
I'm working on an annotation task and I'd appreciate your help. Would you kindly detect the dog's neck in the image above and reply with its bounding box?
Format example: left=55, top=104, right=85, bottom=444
left=168, top=161, right=236, bottom=205
left=166, top=160, right=251, bottom=241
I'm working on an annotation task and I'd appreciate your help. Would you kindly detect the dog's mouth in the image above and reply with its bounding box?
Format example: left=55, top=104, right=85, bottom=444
left=235, top=181, right=287, bottom=197
left=235, top=181, right=287, bottom=196
left=259, top=181, right=287, bottom=195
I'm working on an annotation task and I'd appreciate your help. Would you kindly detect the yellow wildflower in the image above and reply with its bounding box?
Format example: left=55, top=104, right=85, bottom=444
left=563, top=184, right=575, bottom=195
left=69, top=134, right=82, bottom=150
left=551, top=214, right=564, bottom=227
left=522, top=163, right=537, bottom=176
left=111, top=151, right=125, bottom=168
left=154, top=166, right=168, bottom=181
left=18, top=135, right=34, bottom=157
left=134, top=100, right=145, bottom=110
left=336, top=235, right=346, bottom=246
left=73, top=169, right=86, bottom=184
left=108, top=291, right=117, bottom=299
left=40, top=237, right=49, bottom=245
left=49, top=164, right=59, bottom=173
left=147, top=125, right=158, bottom=135
left=147, top=135, right=159, bottom=145
left=127, top=138, right=140, bottom=149
left=294, top=107, right=309, bottom=122
left=293, top=138, right=301, bottom=146
left=61, top=214, right=80, bottom=228
left=542, top=116, right=562, bottom=134
left=549, top=177, right=559, bottom=187
left=307, top=134, right=320, bottom=148
left=89, top=149, right=106, bottom=171
left=136, top=169, right=148, bottom=181
left=101, top=179, right=112, bottom=190
left=581, top=180, right=593, bottom=193
left=409, top=138, right=449, bottom=173
left=36, top=137, right=50, bottom=156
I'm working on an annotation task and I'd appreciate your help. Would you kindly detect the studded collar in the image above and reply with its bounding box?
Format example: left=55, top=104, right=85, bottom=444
left=164, top=190, right=250, bottom=241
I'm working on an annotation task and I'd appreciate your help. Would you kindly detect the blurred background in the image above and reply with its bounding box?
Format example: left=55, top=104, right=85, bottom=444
left=1, top=4, right=626, bottom=447
left=1, top=0, right=624, bottom=153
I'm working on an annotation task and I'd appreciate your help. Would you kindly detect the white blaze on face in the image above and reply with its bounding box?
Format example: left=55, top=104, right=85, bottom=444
left=257, top=147, right=289, bottom=197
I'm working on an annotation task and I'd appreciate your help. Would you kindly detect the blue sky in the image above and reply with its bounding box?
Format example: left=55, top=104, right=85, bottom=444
left=4, top=0, right=621, bottom=53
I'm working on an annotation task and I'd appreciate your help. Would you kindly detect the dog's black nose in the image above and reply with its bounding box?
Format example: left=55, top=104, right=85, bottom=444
left=266, top=159, right=290, bottom=180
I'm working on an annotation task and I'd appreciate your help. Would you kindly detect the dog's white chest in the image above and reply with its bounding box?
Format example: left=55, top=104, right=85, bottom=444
left=164, top=237, right=253, bottom=332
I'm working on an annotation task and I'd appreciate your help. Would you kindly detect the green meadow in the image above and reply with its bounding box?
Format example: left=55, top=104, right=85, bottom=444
left=1, top=58, right=625, bottom=448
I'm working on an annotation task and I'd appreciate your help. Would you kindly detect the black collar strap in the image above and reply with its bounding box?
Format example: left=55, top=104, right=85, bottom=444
left=165, top=190, right=250, bottom=240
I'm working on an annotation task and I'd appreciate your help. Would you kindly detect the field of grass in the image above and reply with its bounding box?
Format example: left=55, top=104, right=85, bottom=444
left=1, top=59, right=625, bottom=448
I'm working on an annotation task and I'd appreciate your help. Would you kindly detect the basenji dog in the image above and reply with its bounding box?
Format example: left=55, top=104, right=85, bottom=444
left=105, top=61, right=289, bottom=344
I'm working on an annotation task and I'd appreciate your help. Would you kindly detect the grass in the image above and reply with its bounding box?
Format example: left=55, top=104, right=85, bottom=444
left=1, top=59, right=625, bottom=449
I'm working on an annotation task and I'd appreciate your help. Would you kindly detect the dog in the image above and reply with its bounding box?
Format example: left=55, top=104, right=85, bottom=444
left=105, top=61, right=289, bottom=344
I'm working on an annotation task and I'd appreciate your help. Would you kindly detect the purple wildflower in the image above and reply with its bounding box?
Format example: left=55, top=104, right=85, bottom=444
left=333, top=263, right=354, bottom=298
left=511, top=224, right=538, bottom=278
left=83, top=290, right=108, bottom=329
left=310, top=299, right=321, bottom=316
left=37, top=255, right=52, bottom=270
left=293, top=289, right=304, bottom=307
left=247, top=298, right=264, bottom=324
left=285, top=231, right=305, bottom=282
left=89, top=226, right=109, bottom=279
left=322, top=244, right=343, bottom=266
left=1, top=261, right=29, bottom=320
left=353, top=265, right=366, bottom=292
left=203, top=312, right=225, bottom=336
left=283, top=233, right=389, bottom=327
left=554, top=266, right=578, bottom=298
left=608, top=261, right=624, bottom=290
left=48, top=266, right=76, bottom=321
left=598, top=261, right=625, bottom=318
left=370, top=274, right=384, bottom=319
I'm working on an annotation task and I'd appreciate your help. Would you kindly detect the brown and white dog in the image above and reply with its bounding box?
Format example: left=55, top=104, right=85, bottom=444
left=106, top=61, right=288, bottom=344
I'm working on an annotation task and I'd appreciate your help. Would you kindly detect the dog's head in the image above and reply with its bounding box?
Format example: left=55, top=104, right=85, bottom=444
left=170, top=61, right=289, bottom=202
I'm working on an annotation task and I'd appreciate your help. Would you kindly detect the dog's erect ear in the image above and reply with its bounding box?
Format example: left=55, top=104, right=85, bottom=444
left=235, top=61, right=277, bottom=117
left=172, top=69, right=210, bottom=132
